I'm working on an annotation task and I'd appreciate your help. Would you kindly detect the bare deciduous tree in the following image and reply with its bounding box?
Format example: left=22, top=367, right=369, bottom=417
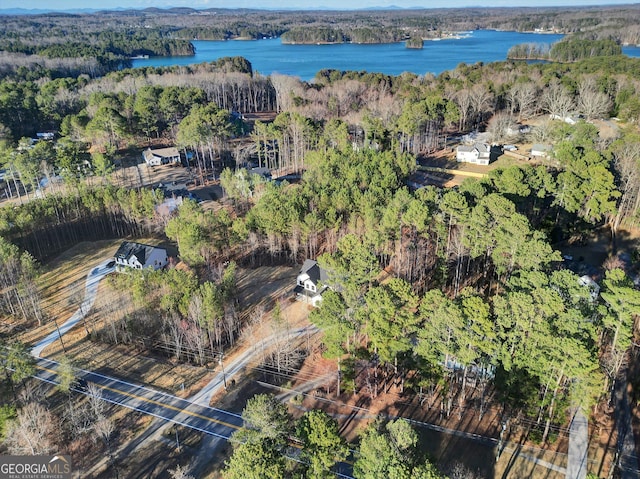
left=94, top=415, right=118, bottom=478
left=610, top=138, right=640, bottom=231
left=16, top=380, right=47, bottom=405
left=453, top=88, right=472, bottom=131
left=542, top=80, right=575, bottom=119
left=529, top=119, right=555, bottom=144
left=87, top=382, right=106, bottom=420
left=270, top=74, right=303, bottom=113
left=163, top=313, right=186, bottom=361
left=486, top=112, right=518, bottom=144
left=577, top=77, right=612, bottom=120
left=509, top=82, right=539, bottom=120
left=65, top=400, right=94, bottom=438
left=469, top=84, right=493, bottom=128
left=5, top=402, right=60, bottom=455
left=169, top=465, right=195, bottom=479
left=448, top=463, right=482, bottom=479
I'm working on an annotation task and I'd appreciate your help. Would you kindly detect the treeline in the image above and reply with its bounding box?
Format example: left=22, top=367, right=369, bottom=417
left=224, top=394, right=448, bottom=479
left=0, top=52, right=106, bottom=81
left=0, top=59, right=267, bottom=140
left=0, top=186, right=162, bottom=261
left=281, top=27, right=405, bottom=44
left=281, top=27, right=346, bottom=44
left=508, top=38, right=622, bottom=62
left=550, top=38, right=622, bottom=62
left=506, top=42, right=550, bottom=60
left=0, top=237, right=43, bottom=325
left=0, top=28, right=193, bottom=79
left=179, top=24, right=287, bottom=41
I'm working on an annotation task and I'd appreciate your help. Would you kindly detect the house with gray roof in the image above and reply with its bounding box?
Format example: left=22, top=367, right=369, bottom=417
left=531, top=144, right=552, bottom=158
left=456, top=143, right=491, bottom=165
left=114, top=241, right=168, bottom=271
left=294, top=259, right=328, bottom=307
left=142, top=147, right=181, bottom=166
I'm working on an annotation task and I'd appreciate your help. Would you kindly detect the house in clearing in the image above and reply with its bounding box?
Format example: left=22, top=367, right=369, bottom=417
left=456, top=143, right=491, bottom=166
left=531, top=144, right=552, bottom=158
left=114, top=241, right=168, bottom=271
left=142, top=147, right=181, bottom=166
left=294, top=259, right=328, bottom=307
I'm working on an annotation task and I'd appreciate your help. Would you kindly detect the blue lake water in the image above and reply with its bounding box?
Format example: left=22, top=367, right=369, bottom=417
left=132, top=30, right=567, bottom=80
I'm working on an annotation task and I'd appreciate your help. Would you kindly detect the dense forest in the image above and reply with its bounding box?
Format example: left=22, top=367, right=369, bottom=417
left=1, top=7, right=640, bottom=478
left=1, top=44, right=639, bottom=420
left=508, top=38, right=622, bottom=62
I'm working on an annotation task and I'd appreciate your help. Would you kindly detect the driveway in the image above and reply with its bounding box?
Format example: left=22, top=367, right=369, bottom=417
left=31, top=259, right=115, bottom=358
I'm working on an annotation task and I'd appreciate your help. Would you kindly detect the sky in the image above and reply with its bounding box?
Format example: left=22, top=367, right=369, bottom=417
left=1, top=0, right=637, bottom=12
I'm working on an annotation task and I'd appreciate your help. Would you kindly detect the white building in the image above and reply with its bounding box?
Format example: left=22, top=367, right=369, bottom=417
left=531, top=144, right=552, bottom=158
left=456, top=143, right=491, bottom=165
left=142, top=147, right=181, bottom=166
left=550, top=114, right=582, bottom=125
left=114, top=241, right=168, bottom=271
left=294, top=259, right=328, bottom=307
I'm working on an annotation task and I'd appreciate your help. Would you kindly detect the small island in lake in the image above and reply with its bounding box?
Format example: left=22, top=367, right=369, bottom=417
left=406, top=36, right=424, bottom=49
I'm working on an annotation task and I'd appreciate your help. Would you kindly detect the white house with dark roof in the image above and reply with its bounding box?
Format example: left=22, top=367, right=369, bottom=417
left=142, top=147, right=181, bottom=166
left=294, top=259, right=328, bottom=307
left=456, top=143, right=491, bottom=165
left=114, top=241, right=168, bottom=271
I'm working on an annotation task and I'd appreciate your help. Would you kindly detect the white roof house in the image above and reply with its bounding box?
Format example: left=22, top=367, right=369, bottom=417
left=531, top=144, right=552, bottom=158
left=114, top=241, right=168, bottom=271
left=456, top=143, right=491, bottom=166
left=294, top=259, right=328, bottom=307
left=142, top=147, right=181, bottom=166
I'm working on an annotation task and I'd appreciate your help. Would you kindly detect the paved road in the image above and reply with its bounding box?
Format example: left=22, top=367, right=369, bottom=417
left=567, top=409, right=588, bottom=479
left=31, top=260, right=115, bottom=358
left=34, top=356, right=354, bottom=478
left=35, top=357, right=243, bottom=440
left=189, top=325, right=319, bottom=406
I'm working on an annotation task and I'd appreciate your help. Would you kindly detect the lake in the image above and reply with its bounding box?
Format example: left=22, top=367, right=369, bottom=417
left=132, top=30, right=567, bottom=80
left=132, top=30, right=640, bottom=81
